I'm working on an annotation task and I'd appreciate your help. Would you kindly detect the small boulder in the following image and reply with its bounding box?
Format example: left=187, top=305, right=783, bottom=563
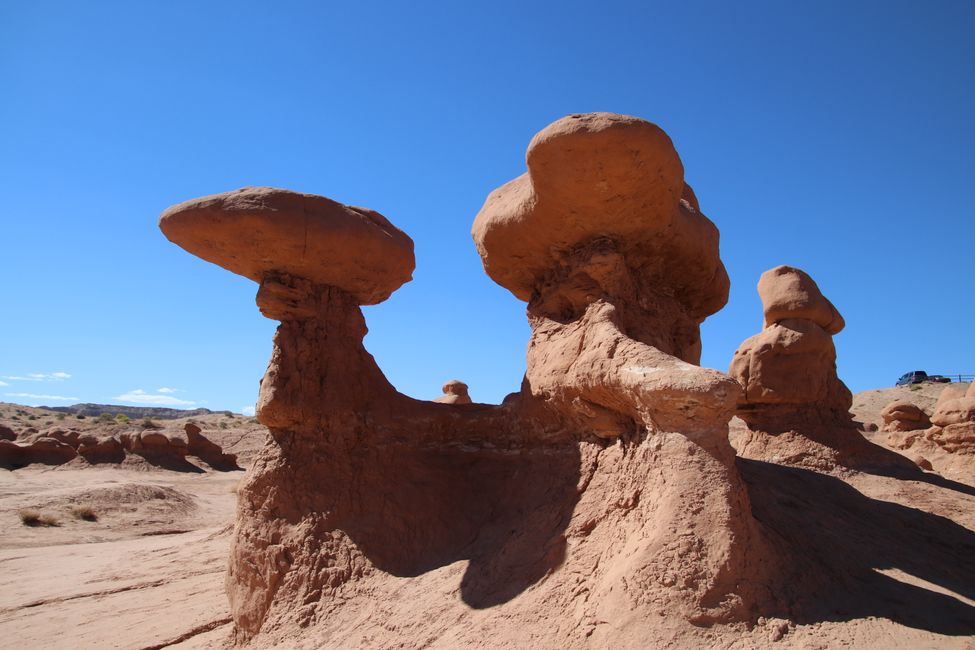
left=77, top=434, right=125, bottom=464
left=433, top=380, right=472, bottom=405
left=931, top=396, right=975, bottom=427
left=880, top=400, right=932, bottom=432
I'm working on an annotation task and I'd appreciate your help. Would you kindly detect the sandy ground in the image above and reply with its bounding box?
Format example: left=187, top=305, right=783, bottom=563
left=0, top=386, right=973, bottom=649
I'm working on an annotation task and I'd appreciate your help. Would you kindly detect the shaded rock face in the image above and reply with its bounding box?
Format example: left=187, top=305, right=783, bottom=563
left=0, top=424, right=236, bottom=471
left=164, top=114, right=776, bottom=646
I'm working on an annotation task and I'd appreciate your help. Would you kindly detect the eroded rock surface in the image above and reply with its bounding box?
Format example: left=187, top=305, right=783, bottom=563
left=164, top=114, right=779, bottom=647
left=728, top=267, right=908, bottom=470
left=880, top=400, right=932, bottom=433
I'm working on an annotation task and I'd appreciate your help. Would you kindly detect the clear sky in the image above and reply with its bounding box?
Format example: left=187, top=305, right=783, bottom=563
left=1, top=1, right=973, bottom=413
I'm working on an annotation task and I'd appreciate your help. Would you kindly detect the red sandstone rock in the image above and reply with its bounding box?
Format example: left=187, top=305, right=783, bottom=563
left=931, top=396, right=975, bottom=427
left=76, top=434, right=125, bottom=464
left=880, top=400, right=932, bottom=432
left=164, top=113, right=780, bottom=648
left=758, top=265, right=845, bottom=334
left=159, top=187, right=415, bottom=305
left=184, top=422, right=239, bottom=470
left=432, top=380, right=472, bottom=404
left=0, top=425, right=15, bottom=441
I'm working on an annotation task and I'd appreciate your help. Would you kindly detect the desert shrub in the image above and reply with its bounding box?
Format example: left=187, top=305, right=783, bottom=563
left=56, top=413, right=66, bottom=421
left=141, top=417, right=160, bottom=429
left=219, top=421, right=229, bottom=429
left=19, top=509, right=60, bottom=527
left=98, top=412, right=113, bottom=423
left=223, top=411, right=234, bottom=418
left=10, top=415, right=19, bottom=421
left=115, top=414, right=130, bottom=424
left=27, top=415, right=37, bottom=421
left=76, top=414, right=86, bottom=420
left=70, top=505, right=98, bottom=522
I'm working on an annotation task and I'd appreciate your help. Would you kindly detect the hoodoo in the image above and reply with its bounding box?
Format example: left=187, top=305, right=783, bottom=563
left=161, top=114, right=773, bottom=648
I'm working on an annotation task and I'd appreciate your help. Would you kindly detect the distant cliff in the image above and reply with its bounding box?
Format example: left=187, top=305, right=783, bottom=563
left=42, top=403, right=216, bottom=420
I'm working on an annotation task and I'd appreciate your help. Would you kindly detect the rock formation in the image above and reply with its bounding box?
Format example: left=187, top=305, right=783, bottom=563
left=880, top=400, right=931, bottom=433
left=162, top=114, right=775, bottom=647
left=728, top=266, right=908, bottom=470
left=185, top=422, right=240, bottom=470
left=432, top=379, right=472, bottom=404
left=0, top=423, right=237, bottom=470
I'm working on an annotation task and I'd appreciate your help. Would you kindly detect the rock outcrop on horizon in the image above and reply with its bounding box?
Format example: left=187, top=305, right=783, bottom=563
left=161, top=113, right=779, bottom=648
left=0, top=424, right=237, bottom=471
left=432, top=380, right=472, bottom=404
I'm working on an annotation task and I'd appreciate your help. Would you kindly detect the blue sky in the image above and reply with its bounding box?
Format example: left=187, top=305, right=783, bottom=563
left=1, top=1, right=973, bottom=412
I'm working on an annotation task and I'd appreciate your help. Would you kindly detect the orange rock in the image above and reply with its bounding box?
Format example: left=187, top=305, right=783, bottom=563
left=432, top=380, right=472, bottom=404
left=758, top=265, right=845, bottom=334
left=160, top=187, right=415, bottom=305
left=880, top=400, right=932, bottom=432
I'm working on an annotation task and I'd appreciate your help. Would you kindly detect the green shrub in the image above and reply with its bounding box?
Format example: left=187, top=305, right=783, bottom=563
left=141, top=417, right=160, bottom=429
left=76, top=414, right=86, bottom=420
left=98, top=413, right=113, bottom=423
left=115, top=414, right=130, bottom=424
left=56, top=413, right=66, bottom=421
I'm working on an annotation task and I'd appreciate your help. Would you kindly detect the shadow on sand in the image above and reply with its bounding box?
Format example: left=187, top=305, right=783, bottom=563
left=740, top=458, right=975, bottom=635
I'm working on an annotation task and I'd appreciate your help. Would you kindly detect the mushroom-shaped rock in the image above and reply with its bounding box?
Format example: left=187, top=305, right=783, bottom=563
left=472, top=113, right=729, bottom=322
left=24, top=437, right=78, bottom=465
left=758, top=265, right=844, bottom=334
left=880, top=400, right=932, bottom=432
left=433, top=379, right=472, bottom=405
left=160, top=187, right=415, bottom=305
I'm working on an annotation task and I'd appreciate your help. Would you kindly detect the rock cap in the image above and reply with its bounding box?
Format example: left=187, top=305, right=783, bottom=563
left=160, top=187, right=415, bottom=305
left=758, top=265, right=844, bottom=334
left=472, top=113, right=729, bottom=320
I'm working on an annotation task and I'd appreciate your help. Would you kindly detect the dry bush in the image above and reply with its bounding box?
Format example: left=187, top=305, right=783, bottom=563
left=71, top=505, right=98, bottom=521
left=19, top=509, right=60, bottom=527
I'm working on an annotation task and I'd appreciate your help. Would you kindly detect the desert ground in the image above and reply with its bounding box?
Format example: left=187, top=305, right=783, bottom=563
left=0, top=383, right=972, bottom=649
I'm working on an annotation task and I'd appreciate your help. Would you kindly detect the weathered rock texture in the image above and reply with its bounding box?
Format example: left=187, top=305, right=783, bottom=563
left=728, top=267, right=907, bottom=470
left=880, top=400, right=931, bottom=433
left=0, top=424, right=237, bottom=471
left=163, top=115, right=779, bottom=647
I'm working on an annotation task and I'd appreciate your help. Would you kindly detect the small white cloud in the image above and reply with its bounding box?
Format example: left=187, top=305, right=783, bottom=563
left=0, top=380, right=7, bottom=386
left=2, top=372, right=71, bottom=382
left=157, top=387, right=179, bottom=394
left=6, top=392, right=79, bottom=402
left=241, top=405, right=256, bottom=416
left=115, top=389, right=195, bottom=407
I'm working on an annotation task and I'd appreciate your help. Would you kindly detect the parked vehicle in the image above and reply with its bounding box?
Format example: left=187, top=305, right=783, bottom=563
left=896, top=370, right=950, bottom=386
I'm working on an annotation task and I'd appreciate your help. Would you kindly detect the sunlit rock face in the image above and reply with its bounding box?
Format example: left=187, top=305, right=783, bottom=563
left=161, top=114, right=774, bottom=648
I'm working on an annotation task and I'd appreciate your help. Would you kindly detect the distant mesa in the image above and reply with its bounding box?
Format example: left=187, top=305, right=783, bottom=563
left=42, top=403, right=215, bottom=420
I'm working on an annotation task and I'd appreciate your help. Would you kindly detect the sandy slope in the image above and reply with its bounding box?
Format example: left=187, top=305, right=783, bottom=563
left=0, top=390, right=973, bottom=649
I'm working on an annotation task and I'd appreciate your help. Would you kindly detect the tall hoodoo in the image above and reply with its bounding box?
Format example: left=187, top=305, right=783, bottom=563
left=473, top=112, right=740, bottom=443
left=160, top=114, right=772, bottom=648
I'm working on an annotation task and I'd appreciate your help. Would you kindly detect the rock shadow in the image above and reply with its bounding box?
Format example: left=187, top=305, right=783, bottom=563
left=740, top=458, right=975, bottom=635
left=132, top=452, right=206, bottom=473
left=332, top=441, right=581, bottom=609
